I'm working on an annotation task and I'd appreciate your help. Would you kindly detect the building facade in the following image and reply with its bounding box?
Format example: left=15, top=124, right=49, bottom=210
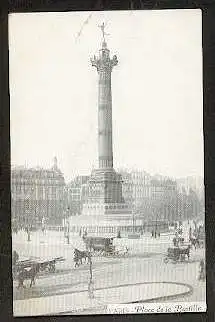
left=11, top=158, right=65, bottom=228
left=66, top=175, right=89, bottom=216
left=120, top=169, right=152, bottom=210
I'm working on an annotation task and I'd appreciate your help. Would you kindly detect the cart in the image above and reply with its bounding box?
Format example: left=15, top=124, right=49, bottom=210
left=164, top=245, right=191, bottom=264
left=14, top=256, right=65, bottom=278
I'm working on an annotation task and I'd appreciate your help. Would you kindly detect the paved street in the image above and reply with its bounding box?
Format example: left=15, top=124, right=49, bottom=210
left=13, top=230, right=206, bottom=315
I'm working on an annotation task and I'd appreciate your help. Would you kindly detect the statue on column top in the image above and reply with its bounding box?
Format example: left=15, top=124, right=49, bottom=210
left=98, top=22, right=109, bottom=44
left=91, top=23, right=118, bottom=72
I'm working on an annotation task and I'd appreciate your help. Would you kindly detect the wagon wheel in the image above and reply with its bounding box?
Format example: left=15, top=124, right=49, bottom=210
left=114, top=251, right=119, bottom=257
left=48, top=262, right=56, bottom=273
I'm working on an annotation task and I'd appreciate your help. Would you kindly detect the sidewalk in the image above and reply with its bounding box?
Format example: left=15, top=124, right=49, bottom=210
left=14, top=282, right=191, bottom=316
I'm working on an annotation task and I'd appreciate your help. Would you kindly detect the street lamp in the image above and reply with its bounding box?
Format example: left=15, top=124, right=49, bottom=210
left=88, top=253, right=94, bottom=299
left=132, top=209, right=136, bottom=233
left=65, top=207, right=70, bottom=244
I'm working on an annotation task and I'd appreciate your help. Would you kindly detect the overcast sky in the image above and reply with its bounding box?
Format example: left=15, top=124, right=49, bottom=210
left=9, top=9, right=203, bottom=181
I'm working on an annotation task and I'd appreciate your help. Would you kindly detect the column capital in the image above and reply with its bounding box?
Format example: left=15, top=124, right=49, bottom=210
left=91, top=50, right=118, bottom=73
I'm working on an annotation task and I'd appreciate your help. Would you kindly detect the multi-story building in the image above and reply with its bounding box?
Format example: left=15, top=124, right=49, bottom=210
left=149, top=177, right=178, bottom=222
left=11, top=157, right=65, bottom=228
left=66, top=175, right=89, bottom=216
left=119, top=169, right=152, bottom=210
left=177, top=176, right=204, bottom=200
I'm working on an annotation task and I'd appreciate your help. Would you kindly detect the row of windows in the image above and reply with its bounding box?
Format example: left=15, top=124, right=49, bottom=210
left=12, top=185, right=63, bottom=197
left=11, top=177, right=64, bottom=185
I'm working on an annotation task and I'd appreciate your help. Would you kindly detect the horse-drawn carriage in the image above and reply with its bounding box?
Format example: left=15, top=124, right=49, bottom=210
left=15, top=256, right=65, bottom=274
left=164, top=245, right=191, bottom=264
left=83, top=236, right=115, bottom=256
left=82, top=236, right=128, bottom=257
left=13, top=256, right=65, bottom=288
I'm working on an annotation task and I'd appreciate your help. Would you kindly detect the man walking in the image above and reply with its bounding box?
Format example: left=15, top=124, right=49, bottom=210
left=17, top=267, right=26, bottom=289
left=198, top=259, right=205, bottom=281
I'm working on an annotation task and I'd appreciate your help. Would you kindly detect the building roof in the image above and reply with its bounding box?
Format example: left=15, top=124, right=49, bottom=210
left=11, top=166, right=65, bottom=183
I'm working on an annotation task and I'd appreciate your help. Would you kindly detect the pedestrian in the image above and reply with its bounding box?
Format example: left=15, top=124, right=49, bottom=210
left=17, top=267, right=26, bottom=289
left=12, top=250, right=19, bottom=267
left=189, top=227, right=192, bottom=241
left=27, top=229, right=31, bottom=242
left=173, top=237, right=178, bottom=247
left=12, top=250, right=19, bottom=277
left=198, top=259, right=205, bottom=281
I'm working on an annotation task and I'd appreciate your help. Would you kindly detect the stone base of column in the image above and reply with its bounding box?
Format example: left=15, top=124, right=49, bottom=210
left=86, top=167, right=124, bottom=204
left=82, top=167, right=131, bottom=217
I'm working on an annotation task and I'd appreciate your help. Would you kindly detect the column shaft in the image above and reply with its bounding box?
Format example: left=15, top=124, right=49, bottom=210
left=98, top=71, right=113, bottom=168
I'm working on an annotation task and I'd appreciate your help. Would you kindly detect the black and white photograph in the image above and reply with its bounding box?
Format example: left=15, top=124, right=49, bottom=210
left=9, top=9, right=206, bottom=316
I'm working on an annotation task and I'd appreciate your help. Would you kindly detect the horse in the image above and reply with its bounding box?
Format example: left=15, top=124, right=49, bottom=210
left=17, top=264, right=40, bottom=288
left=179, top=245, right=191, bottom=261
left=189, top=237, right=200, bottom=250
left=74, top=249, right=91, bottom=268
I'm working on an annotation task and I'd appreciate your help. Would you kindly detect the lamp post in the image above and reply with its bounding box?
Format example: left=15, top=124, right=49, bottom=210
left=132, top=209, right=135, bottom=233
left=25, top=198, right=31, bottom=242
left=132, top=185, right=137, bottom=234
left=88, top=254, right=94, bottom=299
left=155, top=206, right=158, bottom=239
left=65, top=207, right=70, bottom=244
